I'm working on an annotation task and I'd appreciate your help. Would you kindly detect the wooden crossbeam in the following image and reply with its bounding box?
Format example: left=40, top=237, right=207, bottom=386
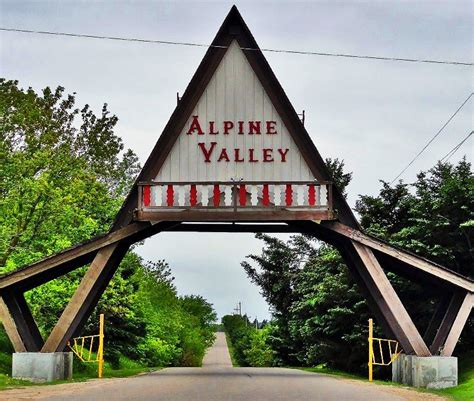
left=348, top=241, right=431, bottom=356
left=441, top=292, right=474, bottom=356
left=136, top=210, right=333, bottom=222
left=323, top=221, right=474, bottom=292
left=164, top=223, right=297, bottom=233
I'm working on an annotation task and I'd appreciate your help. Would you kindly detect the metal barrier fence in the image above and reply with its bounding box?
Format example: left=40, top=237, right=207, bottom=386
left=368, top=318, right=401, bottom=382
left=68, top=313, right=105, bottom=378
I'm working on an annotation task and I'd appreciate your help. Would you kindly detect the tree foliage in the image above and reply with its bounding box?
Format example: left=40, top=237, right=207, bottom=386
left=0, top=80, right=216, bottom=369
left=242, top=158, right=473, bottom=373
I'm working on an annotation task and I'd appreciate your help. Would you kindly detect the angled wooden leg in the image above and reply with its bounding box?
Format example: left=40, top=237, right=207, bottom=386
left=347, top=241, right=431, bottom=356
left=440, top=292, right=473, bottom=356
left=424, top=295, right=451, bottom=346
left=337, top=244, right=395, bottom=340
left=0, top=296, right=27, bottom=352
left=429, top=291, right=466, bottom=354
left=42, top=242, right=129, bottom=352
left=0, top=292, right=43, bottom=351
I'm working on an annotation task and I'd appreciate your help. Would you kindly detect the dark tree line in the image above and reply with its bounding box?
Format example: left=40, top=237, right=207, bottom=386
left=241, top=158, right=473, bottom=373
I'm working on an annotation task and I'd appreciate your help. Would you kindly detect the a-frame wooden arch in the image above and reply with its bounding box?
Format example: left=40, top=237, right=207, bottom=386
left=1, top=6, right=472, bottom=361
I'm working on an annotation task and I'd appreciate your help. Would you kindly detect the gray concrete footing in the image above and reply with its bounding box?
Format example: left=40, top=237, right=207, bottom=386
left=392, top=354, right=457, bottom=389
left=12, top=352, right=73, bottom=382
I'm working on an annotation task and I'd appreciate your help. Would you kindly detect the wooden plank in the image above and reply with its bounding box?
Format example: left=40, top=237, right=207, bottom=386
left=165, top=223, right=297, bottom=233
left=350, top=241, right=431, bottom=356
left=429, top=292, right=466, bottom=354
left=323, top=221, right=474, bottom=292
left=0, top=222, right=152, bottom=291
left=441, top=292, right=474, bottom=356
left=136, top=209, right=333, bottom=222
left=41, top=243, right=129, bottom=352
left=0, top=296, right=26, bottom=352
left=1, top=292, right=43, bottom=351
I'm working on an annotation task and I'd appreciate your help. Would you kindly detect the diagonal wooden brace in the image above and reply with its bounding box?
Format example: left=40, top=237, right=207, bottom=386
left=440, top=292, right=473, bottom=356
left=0, top=292, right=43, bottom=352
left=41, top=242, right=130, bottom=352
left=0, top=296, right=26, bottom=352
left=429, top=291, right=467, bottom=354
left=348, top=241, right=431, bottom=356
left=423, top=295, right=451, bottom=346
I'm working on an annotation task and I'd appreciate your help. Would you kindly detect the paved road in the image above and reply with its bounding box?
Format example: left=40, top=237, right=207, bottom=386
left=1, top=333, right=444, bottom=401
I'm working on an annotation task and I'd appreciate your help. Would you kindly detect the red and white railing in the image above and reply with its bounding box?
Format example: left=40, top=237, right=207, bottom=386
left=137, top=181, right=332, bottom=211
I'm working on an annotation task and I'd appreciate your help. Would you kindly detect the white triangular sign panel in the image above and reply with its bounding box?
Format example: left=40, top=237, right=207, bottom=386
left=155, top=41, right=314, bottom=183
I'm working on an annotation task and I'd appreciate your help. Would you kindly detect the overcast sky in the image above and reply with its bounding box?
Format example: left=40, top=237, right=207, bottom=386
left=1, top=0, right=472, bottom=321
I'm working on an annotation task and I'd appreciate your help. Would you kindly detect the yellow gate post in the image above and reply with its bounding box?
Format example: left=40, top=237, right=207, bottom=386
left=67, top=313, right=105, bottom=379
left=368, top=318, right=402, bottom=382
left=368, top=318, right=374, bottom=382
left=98, top=313, right=104, bottom=378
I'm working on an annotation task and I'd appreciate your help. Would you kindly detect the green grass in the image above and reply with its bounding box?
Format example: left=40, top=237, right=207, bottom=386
left=429, top=351, right=474, bottom=401
left=299, top=352, right=474, bottom=401
left=0, top=354, right=160, bottom=391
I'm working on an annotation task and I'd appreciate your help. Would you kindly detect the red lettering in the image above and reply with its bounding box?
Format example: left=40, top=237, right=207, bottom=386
left=209, top=121, right=219, bottom=135
left=223, top=121, right=234, bottom=134
left=248, top=121, right=261, bottom=135
left=263, top=148, right=274, bottom=162
left=198, top=142, right=217, bottom=162
left=266, top=121, right=277, bottom=134
left=217, top=148, right=230, bottom=162
left=249, top=148, right=259, bottom=162
left=234, top=148, right=244, bottom=162
left=238, top=121, right=244, bottom=134
left=187, top=116, right=204, bottom=135
left=278, top=148, right=289, bottom=162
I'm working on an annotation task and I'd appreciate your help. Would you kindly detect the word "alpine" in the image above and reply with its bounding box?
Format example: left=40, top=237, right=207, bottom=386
left=186, top=116, right=290, bottom=163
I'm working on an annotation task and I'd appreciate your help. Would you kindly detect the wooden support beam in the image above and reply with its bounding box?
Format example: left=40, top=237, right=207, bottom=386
left=348, top=241, right=431, bottom=356
left=323, top=221, right=474, bottom=292
left=0, top=296, right=26, bottom=352
left=429, top=292, right=466, bottom=354
left=136, top=209, right=333, bottom=222
left=165, top=223, right=297, bottom=233
left=337, top=246, right=396, bottom=340
left=440, top=292, right=474, bottom=356
left=1, top=292, right=43, bottom=351
left=41, top=243, right=128, bottom=352
left=0, top=222, right=153, bottom=292
left=41, top=220, right=178, bottom=352
left=290, top=221, right=396, bottom=339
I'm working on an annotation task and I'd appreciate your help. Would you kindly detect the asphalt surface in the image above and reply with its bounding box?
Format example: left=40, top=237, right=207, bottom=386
left=2, top=333, right=441, bottom=401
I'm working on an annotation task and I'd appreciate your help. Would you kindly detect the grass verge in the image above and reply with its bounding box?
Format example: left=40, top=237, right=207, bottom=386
left=224, top=332, right=239, bottom=367
left=298, top=351, right=474, bottom=401
left=0, top=354, right=161, bottom=391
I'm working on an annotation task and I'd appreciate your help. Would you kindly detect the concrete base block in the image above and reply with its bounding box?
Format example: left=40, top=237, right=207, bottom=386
left=12, top=352, right=73, bottom=382
left=392, top=354, right=457, bottom=389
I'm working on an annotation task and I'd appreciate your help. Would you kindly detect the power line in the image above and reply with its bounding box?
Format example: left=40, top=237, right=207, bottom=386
left=390, top=93, right=474, bottom=184
left=1, top=27, right=473, bottom=66
left=440, top=130, right=473, bottom=162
